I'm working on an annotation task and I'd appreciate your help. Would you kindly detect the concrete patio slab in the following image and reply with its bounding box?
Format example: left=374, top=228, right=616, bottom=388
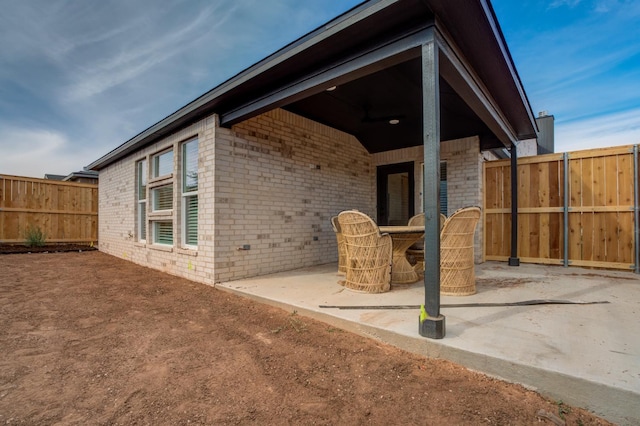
left=218, top=261, right=640, bottom=425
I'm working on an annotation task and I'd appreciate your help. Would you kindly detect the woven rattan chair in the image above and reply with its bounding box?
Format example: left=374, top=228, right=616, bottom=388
left=440, top=206, right=481, bottom=296
left=406, top=212, right=446, bottom=267
left=330, top=216, right=347, bottom=275
left=408, top=213, right=425, bottom=227
left=337, top=210, right=392, bottom=293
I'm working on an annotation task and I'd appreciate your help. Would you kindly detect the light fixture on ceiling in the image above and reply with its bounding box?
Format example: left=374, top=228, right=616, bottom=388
left=389, top=119, right=400, bottom=125
left=326, top=86, right=337, bottom=91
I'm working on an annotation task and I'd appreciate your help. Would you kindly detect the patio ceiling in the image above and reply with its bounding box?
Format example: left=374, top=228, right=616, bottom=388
left=283, top=58, right=502, bottom=153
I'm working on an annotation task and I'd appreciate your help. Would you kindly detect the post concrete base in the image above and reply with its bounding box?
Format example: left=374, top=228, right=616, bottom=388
left=419, top=315, right=445, bottom=339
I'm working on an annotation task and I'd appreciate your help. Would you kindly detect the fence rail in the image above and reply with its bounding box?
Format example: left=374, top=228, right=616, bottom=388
left=484, top=145, right=638, bottom=271
left=0, top=175, right=98, bottom=244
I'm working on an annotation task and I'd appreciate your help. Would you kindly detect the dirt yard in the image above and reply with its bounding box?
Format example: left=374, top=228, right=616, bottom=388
left=0, top=251, right=610, bottom=425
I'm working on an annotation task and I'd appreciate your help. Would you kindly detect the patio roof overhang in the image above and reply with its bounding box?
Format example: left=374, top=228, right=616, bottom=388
left=87, top=0, right=537, bottom=171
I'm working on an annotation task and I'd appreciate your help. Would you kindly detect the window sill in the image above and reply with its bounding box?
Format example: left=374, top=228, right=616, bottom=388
left=134, top=241, right=147, bottom=248
left=177, top=247, right=198, bottom=257
left=149, top=244, right=173, bottom=253
left=149, top=174, right=173, bottom=187
left=148, top=211, right=173, bottom=219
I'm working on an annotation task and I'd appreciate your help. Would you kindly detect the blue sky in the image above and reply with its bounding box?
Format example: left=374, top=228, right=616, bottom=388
left=1, top=0, right=638, bottom=178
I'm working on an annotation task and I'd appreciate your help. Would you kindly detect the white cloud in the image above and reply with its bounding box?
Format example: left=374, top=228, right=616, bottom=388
left=555, top=108, right=640, bottom=152
left=548, top=0, right=627, bottom=12
left=0, top=127, right=92, bottom=178
left=63, top=3, right=239, bottom=102
left=549, top=0, right=583, bottom=8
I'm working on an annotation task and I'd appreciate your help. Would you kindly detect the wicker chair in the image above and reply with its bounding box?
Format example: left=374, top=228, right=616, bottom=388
left=440, top=206, right=481, bottom=296
left=330, top=216, right=347, bottom=275
left=406, top=212, right=446, bottom=268
left=337, top=210, right=392, bottom=293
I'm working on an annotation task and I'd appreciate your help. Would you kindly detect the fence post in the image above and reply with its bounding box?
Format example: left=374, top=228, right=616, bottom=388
left=563, top=152, right=569, bottom=268
left=634, top=145, right=639, bottom=274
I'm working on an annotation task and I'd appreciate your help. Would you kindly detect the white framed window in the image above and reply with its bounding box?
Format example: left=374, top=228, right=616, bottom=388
left=181, top=139, right=198, bottom=248
left=153, top=221, right=173, bottom=245
left=148, top=147, right=175, bottom=247
left=136, top=160, right=147, bottom=241
left=152, top=149, right=173, bottom=178
left=151, top=185, right=173, bottom=212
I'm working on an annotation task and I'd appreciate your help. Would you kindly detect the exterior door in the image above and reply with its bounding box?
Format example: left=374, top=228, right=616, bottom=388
left=377, top=162, right=415, bottom=226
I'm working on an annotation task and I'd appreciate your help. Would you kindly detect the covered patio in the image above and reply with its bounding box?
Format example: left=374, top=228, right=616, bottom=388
left=214, top=0, right=539, bottom=338
left=218, top=261, right=640, bottom=425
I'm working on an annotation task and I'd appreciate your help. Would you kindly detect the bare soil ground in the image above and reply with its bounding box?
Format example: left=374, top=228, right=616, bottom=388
left=0, top=251, right=611, bottom=425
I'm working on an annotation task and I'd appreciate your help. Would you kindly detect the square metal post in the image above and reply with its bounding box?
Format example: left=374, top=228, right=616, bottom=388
left=419, top=39, right=445, bottom=339
left=508, top=144, right=520, bottom=266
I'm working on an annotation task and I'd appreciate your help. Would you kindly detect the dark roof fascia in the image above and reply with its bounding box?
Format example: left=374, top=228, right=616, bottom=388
left=435, top=27, right=518, bottom=146
left=480, top=0, right=538, bottom=137
left=86, top=0, right=395, bottom=171
left=425, top=0, right=537, bottom=141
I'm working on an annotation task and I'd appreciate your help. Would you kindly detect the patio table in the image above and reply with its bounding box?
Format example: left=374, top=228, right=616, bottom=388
left=379, top=225, right=424, bottom=284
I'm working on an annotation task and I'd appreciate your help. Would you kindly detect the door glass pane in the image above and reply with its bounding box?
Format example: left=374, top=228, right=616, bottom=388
left=387, top=172, right=409, bottom=225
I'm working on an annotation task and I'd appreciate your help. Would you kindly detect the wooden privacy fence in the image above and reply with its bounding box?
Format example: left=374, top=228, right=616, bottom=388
left=484, top=145, right=639, bottom=271
left=0, top=175, right=98, bottom=245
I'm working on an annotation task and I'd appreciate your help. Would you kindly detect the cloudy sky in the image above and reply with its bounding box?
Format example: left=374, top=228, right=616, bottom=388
left=1, top=0, right=638, bottom=178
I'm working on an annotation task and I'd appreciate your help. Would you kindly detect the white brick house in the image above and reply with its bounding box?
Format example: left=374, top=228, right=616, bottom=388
left=88, top=0, right=541, bottom=289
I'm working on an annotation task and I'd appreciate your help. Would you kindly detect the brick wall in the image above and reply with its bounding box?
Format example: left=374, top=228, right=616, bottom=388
left=215, top=109, right=375, bottom=282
